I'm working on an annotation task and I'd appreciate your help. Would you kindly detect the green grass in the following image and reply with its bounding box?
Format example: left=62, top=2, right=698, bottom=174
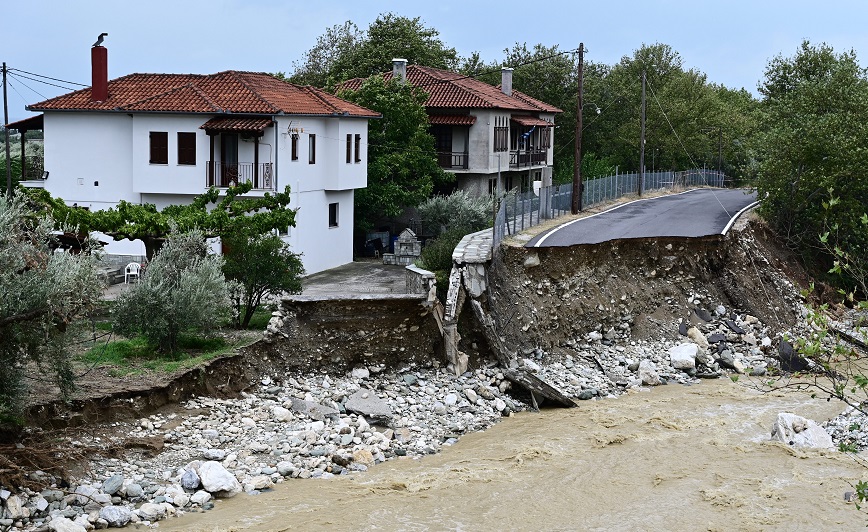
left=244, top=307, right=273, bottom=330
left=77, top=334, right=233, bottom=376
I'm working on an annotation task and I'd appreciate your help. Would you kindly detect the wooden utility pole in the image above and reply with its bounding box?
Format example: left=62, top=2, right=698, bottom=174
left=638, top=70, right=645, bottom=197
left=3, top=62, right=11, bottom=198
left=571, top=43, right=584, bottom=214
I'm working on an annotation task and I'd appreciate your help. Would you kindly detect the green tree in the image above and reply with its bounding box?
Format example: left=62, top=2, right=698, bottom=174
left=223, top=232, right=304, bottom=329
left=756, top=40, right=868, bottom=283
left=113, top=229, right=229, bottom=354
left=291, top=13, right=458, bottom=88
left=338, top=76, right=451, bottom=235
left=0, top=195, right=102, bottom=417
left=26, top=182, right=297, bottom=260
left=416, top=190, right=493, bottom=238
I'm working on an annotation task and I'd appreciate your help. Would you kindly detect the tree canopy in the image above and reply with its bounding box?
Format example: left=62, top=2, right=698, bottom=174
left=290, top=13, right=458, bottom=89
left=26, top=182, right=297, bottom=260
left=755, top=40, right=868, bottom=285
left=337, top=76, right=451, bottom=234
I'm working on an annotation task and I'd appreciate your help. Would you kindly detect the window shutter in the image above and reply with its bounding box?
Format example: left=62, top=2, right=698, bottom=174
left=149, top=132, right=168, bottom=164
left=177, top=132, right=196, bottom=165
left=346, top=134, right=352, bottom=163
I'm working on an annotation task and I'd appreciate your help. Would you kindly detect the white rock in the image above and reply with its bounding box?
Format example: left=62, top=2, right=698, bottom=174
left=686, top=327, right=709, bottom=350
left=464, top=389, right=478, bottom=403
left=523, top=359, right=541, bottom=372
left=770, top=413, right=833, bottom=449
left=137, top=502, right=166, bottom=521
left=494, top=398, right=507, bottom=412
left=203, top=448, right=226, bottom=461
left=761, top=336, right=772, bottom=347
left=198, top=461, right=242, bottom=497
left=351, top=366, right=370, bottom=379
left=99, top=506, right=132, bottom=527
left=587, top=331, right=603, bottom=342
left=247, top=475, right=273, bottom=490
left=668, top=343, right=698, bottom=370
left=639, top=360, right=661, bottom=386
left=35, top=496, right=49, bottom=512
left=190, top=490, right=212, bottom=505
left=715, top=305, right=727, bottom=316
left=74, top=485, right=99, bottom=505
left=272, top=406, right=292, bottom=422
left=173, top=492, right=190, bottom=508
left=48, top=517, right=87, bottom=532
left=444, top=393, right=458, bottom=406
left=5, top=494, right=24, bottom=519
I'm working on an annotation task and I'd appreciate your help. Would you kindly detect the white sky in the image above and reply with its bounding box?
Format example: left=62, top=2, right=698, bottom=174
left=5, top=0, right=868, bottom=123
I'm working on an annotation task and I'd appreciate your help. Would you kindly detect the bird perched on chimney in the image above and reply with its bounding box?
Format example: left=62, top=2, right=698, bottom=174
left=92, top=33, right=108, bottom=47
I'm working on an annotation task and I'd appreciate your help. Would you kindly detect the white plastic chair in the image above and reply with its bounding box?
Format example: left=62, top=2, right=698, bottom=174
left=124, top=262, right=141, bottom=284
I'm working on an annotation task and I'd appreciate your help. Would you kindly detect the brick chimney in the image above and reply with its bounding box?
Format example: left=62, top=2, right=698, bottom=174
left=91, top=45, right=108, bottom=102
left=392, top=58, right=407, bottom=83
left=501, top=67, right=513, bottom=96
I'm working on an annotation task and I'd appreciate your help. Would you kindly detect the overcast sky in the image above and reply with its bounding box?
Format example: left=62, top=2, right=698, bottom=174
left=5, top=0, right=868, bottom=123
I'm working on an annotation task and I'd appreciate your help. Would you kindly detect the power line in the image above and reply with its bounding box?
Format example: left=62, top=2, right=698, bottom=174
left=9, top=68, right=87, bottom=87
left=7, top=74, right=48, bottom=101
left=5, top=77, right=32, bottom=105
left=7, top=71, right=78, bottom=92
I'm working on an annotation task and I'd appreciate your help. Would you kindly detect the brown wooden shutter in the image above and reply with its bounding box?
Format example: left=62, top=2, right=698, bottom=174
left=149, top=132, right=168, bottom=164
left=346, top=134, right=352, bottom=163
left=354, top=134, right=361, bottom=162
left=177, top=132, right=196, bottom=165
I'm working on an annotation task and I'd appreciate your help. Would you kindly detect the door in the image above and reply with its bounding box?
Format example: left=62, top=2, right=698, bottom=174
left=220, top=134, right=239, bottom=186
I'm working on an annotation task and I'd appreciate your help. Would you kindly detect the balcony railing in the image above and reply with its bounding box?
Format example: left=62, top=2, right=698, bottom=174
left=437, top=151, right=468, bottom=170
left=509, top=149, right=547, bottom=168
left=206, top=162, right=275, bottom=190
left=23, top=155, right=45, bottom=180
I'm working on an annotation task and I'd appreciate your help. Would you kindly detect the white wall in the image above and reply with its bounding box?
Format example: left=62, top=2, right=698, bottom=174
left=131, top=114, right=213, bottom=195
left=44, top=112, right=137, bottom=206
left=286, top=188, right=355, bottom=274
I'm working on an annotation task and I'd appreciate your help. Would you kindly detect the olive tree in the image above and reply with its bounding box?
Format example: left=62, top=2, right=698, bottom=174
left=0, top=196, right=102, bottom=418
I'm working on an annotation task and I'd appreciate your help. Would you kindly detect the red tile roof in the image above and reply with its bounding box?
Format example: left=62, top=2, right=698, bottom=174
left=28, top=71, right=379, bottom=118
left=511, top=116, right=553, bottom=127
left=428, top=114, right=477, bottom=126
left=340, top=65, right=562, bottom=113
left=200, top=117, right=274, bottom=132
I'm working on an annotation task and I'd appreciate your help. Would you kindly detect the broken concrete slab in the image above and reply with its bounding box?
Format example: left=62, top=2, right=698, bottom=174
left=289, top=398, right=339, bottom=421
left=345, top=389, right=393, bottom=422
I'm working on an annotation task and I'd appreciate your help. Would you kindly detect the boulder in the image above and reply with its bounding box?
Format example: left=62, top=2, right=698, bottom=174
left=190, top=490, right=212, bottom=505
left=351, top=366, right=370, bottom=379
left=5, top=495, right=24, bottom=519
left=669, top=343, right=698, bottom=370
left=770, top=413, right=833, bottom=449
left=99, top=506, right=132, bottom=527
left=290, top=398, right=339, bottom=421
left=345, top=389, right=393, bottom=423
left=686, top=327, right=709, bottom=350
left=101, top=474, right=124, bottom=495
left=203, top=448, right=226, bottom=461
left=639, top=360, right=661, bottom=386
left=271, top=406, right=292, bottom=422
left=48, top=517, right=86, bottom=532
left=198, top=461, right=242, bottom=497
left=181, top=469, right=201, bottom=490
left=777, top=340, right=810, bottom=372
left=137, top=502, right=166, bottom=521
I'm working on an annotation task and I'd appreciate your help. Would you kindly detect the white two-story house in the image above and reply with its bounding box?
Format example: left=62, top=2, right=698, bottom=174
left=342, top=60, right=562, bottom=197
left=13, top=43, right=379, bottom=274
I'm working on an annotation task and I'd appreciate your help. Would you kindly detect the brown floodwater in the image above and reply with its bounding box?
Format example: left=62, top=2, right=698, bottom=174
left=157, top=380, right=868, bottom=531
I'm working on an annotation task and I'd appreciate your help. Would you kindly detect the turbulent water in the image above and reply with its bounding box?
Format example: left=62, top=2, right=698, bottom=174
left=159, top=380, right=867, bottom=531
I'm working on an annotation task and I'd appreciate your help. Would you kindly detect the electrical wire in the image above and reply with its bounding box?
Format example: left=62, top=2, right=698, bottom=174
left=7, top=71, right=78, bottom=92
left=5, top=77, right=33, bottom=106
left=7, top=73, right=49, bottom=101
left=8, top=68, right=88, bottom=87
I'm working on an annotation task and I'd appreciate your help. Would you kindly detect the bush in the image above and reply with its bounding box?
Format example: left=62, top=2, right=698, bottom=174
left=113, top=229, right=229, bottom=353
left=0, top=195, right=102, bottom=416
left=418, top=226, right=469, bottom=273
left=416, top=191, right=492, bottom=238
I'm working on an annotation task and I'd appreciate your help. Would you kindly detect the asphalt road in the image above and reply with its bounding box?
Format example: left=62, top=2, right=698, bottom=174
left=527, top=188, right=758, bottom=248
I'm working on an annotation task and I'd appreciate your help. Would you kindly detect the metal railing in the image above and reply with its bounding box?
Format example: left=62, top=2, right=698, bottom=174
left=23, top=155, right=45, bottom=180
left=437, top=151, right=468, bottom=169
left=509, top=148, right=547, bottom=168
left=493, top=169, right=727, bottom=248
left=206, top=161, right=275, bottom=190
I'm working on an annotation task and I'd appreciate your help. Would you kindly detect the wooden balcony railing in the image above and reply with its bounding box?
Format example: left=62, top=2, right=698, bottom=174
left=509, top=149, right=547, bottom=168
left=206, top=162, right=274, bottom=190
left=436, top=151, right=468, bottom=170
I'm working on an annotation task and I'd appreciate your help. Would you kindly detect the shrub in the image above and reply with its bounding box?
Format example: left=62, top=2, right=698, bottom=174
left=113, top=229, right=229, bottom=353
left=416, top=190, right=492, bottom=238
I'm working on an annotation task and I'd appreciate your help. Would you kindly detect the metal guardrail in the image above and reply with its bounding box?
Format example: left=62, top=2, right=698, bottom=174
left=493, top=169, right=727, bottom=248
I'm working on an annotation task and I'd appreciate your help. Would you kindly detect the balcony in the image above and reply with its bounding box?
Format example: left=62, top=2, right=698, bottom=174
left=23, top=155, right=45, bottom=180
left=509, top=149, right=547, bottom=168
left=437, top=151, right=468, bottom=170
left=206, top=162, right=274, bottom=190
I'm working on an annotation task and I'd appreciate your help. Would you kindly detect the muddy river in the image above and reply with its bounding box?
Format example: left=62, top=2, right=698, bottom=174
left=159, top=380, right=867, bottom=531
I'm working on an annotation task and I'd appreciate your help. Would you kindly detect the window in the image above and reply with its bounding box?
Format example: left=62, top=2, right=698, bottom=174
left=346, top=134, right=352, bottom=163
left=177, top=132, right=196, bottom=165
left=149, top=132, right=168, bottom=164
left=308, top=134, right=316, bottom=164
left=328, top=202, right=339, bottom=227
left=541, top=126, right=552, bottom=149
left=354, top=134, right=361, bottom=162
left=494, top=116, right=508, bottom=152
left=488, top=177, right=498, bottom=196
left=291, top=134, right=299, bottom=161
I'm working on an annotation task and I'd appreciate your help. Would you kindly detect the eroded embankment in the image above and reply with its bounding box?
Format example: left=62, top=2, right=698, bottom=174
left=474, top=217, right=805, bottom=360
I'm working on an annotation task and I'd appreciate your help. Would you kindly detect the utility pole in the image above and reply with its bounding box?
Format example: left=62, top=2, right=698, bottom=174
left=571, top=43, right=584, bottom=214
left=3, top=62, right=11, bottom=198
left=638, top=70, right=645, bottom=197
